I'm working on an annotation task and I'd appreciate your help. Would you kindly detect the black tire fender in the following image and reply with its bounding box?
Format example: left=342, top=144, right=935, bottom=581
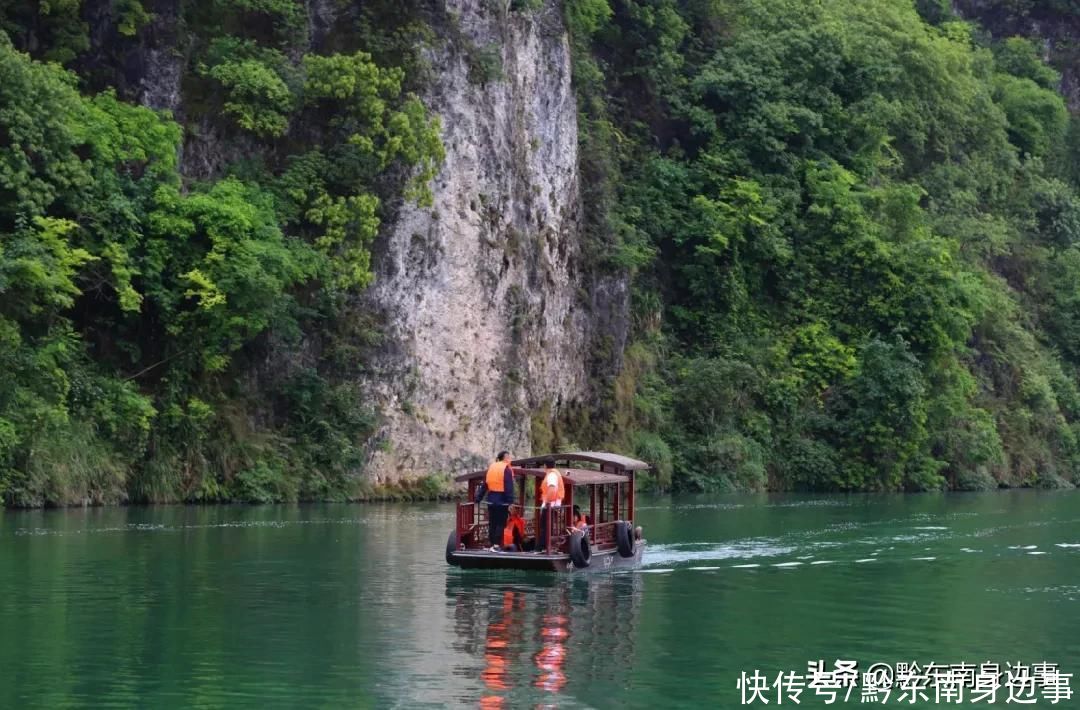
left=446, top=529, right=460, bottom=566
left=569, top=530, right=591, bottom=569
left=615, top=521, right=635, bottom=558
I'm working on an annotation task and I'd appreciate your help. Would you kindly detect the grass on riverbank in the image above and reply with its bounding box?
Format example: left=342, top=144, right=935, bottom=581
left=351, top=474, right=460, bottom=502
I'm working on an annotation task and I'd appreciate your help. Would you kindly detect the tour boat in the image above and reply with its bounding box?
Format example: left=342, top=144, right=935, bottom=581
left=445, top=451, right=648, bottom=572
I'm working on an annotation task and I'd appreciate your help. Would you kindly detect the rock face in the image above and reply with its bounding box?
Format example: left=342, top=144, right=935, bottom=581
left=72, top=0, right=626, bottom=482
left=362, top=0, right=601, bottom=480
left=131, top=0, right=185, bottom=116
left=953, top=0, right=1080, bottom=110
left=76, top=0, right=185, bottom=116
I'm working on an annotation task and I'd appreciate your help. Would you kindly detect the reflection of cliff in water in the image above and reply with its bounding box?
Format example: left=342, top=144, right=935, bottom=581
left=445, top=573, right=644, bottom=705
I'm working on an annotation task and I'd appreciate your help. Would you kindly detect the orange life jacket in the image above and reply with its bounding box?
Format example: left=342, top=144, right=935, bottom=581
left=541, top=469, right=565, bottom=505
left=485, top=460, right=508, bottom=492
left=503, top=516, right=525, bottom=547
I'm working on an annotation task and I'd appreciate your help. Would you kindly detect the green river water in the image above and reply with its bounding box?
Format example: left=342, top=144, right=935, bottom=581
left=1, top=491, right=1079, bottom=708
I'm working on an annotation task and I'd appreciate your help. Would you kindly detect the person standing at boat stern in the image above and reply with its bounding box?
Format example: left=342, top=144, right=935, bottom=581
left=481, top=451, right=515, bottom=549
left=538, top=459, right=565, bottom=553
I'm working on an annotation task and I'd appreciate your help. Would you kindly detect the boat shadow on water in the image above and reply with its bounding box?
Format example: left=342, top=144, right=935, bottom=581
left=444, top=572, right=644, bottom=707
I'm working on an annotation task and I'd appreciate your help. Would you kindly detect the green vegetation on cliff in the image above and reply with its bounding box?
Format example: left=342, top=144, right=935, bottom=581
left=0, top=1, right=442, bottom=505
left=5, top=0, right=1080, bottom=504
left=569, top=0, right=1080, bottom=492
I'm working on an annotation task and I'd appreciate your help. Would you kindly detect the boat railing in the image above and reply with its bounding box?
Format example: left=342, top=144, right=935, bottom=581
left=588, top=521, right=618, bottom=547
left=456, top=501, right=477, bottom=530
left=456, top=501, right=490, bottom=548
left=541, top=506, right=573, bottom=555
left=459, top=502, right=621, bottom=553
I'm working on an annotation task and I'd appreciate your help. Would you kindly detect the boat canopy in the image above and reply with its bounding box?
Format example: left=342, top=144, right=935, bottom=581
left=453, top=466, right=631, bottom=485
left=511, top=451, right=650, bottom=471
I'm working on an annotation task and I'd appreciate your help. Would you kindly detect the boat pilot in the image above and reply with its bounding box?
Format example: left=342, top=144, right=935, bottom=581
left=538, top=459, right=565, bottom=552
left=479, top=450, right=515, bottom=550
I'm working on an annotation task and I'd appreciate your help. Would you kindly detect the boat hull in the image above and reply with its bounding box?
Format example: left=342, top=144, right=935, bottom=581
left=448, top=540, right=646, bottom=572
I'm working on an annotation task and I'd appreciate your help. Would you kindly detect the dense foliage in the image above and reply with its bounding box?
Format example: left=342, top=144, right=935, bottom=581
left=0, top=1, right=442, bottom=505
left=5, top=0, right=1080, bottom=504
left=569, top=0, right=1080, bottom=491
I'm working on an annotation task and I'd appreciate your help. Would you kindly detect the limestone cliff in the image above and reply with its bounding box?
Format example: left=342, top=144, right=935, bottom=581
left=362, top=0, right=614, bottom=480
left=47, top=0, right=627, bottom=486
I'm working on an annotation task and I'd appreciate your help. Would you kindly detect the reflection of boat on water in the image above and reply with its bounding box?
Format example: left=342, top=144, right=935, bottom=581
left=446, top=452, right=649, bottom=572
left=533, top=612, right=568, bottom=693
left=478, top=590, right=524, bottom=708
left=445, top=573, right=644, bottom=705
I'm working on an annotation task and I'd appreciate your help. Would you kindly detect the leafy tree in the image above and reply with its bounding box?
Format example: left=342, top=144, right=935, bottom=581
left=577, top=0, right=1080, bottom=493
left=0, top=23, right=442, bottom=505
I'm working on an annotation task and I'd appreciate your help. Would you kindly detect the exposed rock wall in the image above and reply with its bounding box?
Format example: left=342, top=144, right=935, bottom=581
left=78, top=0, right=184, bottom=116
left=70, top=0, right=626, bottom=482
left=953, top=0, right=1080, bottom=110
left=362, top=0, right=603, bottom=480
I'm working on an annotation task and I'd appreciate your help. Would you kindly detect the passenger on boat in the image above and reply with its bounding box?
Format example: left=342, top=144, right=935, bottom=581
left=478, top=451, right=515, bottom=550
left=498, top=505, right=529, bottom=551
left=537, top=459, right=565, bottom=552
left=572, top=505, right=588, bottom=532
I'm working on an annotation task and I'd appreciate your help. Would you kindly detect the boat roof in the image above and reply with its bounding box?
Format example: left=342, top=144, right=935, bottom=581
left=512, top=451, right=651, bottom=471
left=453, top=467, right=631, bottom=485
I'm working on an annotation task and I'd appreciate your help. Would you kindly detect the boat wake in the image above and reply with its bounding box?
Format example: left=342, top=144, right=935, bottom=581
left=642, top=539, right=795, bottom=567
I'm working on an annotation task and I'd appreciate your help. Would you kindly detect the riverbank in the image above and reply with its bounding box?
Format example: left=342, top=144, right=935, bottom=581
left=4, top=469, right=1077, bottom=509
left=1, top=473, right=461, bottom=509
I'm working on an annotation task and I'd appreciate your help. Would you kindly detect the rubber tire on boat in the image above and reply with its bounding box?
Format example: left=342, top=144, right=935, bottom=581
left=615, top=521, right=635, bottom=558
left=569, top=531, right=591, bottom=569
left=446, top=529, right=460, bottom=566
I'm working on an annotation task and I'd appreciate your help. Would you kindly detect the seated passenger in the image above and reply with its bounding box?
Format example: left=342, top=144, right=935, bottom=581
left=572, top=505, right=588, bottom=532
left=502, top=507, right=530, bottom=551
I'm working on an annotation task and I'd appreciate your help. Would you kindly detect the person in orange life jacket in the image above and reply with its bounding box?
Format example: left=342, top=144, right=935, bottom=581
left=476, top=450, right=515, bottom=550
left=572, top=505, right=588, bottom=532
left=502, top=506, right=530, bottom=551
left=537, top=459, right=565, bottom=552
